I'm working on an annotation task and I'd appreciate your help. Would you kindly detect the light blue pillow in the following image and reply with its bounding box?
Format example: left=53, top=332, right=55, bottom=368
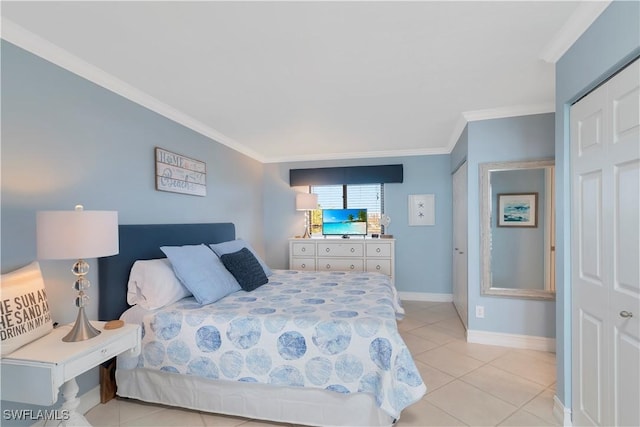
left=160, top=244, right=240, bottom=305
left=209, top=239, right=273, bottom=276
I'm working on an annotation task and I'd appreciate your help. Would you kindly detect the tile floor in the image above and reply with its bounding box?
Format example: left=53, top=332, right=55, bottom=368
left=85, top=301, right=559, bottom=427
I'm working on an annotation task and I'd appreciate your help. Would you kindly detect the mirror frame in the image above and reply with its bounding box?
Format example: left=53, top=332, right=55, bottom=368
left=480, top=159, right=556, bottom=300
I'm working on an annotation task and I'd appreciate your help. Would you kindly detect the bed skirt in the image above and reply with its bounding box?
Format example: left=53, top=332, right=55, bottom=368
left=116, top=368, right=395, bottom=427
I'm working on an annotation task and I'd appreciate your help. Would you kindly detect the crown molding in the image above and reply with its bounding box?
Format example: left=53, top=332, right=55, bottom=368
left=2, top=18, right=448, bottom=164
left=539, top=1, right=611, bottom=64
left=1, top=18, right=266, bottom=163
left=445, top=102, right=555, bottom=153
left=263, top=146, right=450, bottom=164
left=462, top=103, right=555, bottom=122
left=2, top=17, right=562, bottom=165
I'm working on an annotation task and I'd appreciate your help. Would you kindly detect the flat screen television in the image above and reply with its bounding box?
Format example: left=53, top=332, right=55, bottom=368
left=322, top=208, right=368, bottom=236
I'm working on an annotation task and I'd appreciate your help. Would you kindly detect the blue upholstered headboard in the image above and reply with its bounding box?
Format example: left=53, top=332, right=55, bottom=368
left=97, top=223, right=235, bottom=321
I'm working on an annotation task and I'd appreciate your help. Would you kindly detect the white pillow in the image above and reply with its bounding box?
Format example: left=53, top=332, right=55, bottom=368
left=127, top=258, right=191, bottom=310
left=1, top=261, right=53, bottom=356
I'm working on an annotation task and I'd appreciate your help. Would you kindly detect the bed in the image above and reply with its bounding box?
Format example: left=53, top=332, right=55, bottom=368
left=98, top=223, right=425, bottom=426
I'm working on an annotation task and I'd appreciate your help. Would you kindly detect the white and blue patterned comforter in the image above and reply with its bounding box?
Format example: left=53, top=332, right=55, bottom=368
left=124, top=270, right=426, bottom=419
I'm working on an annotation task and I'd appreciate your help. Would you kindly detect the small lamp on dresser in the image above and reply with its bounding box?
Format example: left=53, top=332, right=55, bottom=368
left=295, top=193, right=318, bottom=239
left=36, top=204, right=119, bottom=342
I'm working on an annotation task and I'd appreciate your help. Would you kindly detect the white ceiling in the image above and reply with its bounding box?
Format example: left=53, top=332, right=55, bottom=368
left=1, top=1, right=609, bottom=163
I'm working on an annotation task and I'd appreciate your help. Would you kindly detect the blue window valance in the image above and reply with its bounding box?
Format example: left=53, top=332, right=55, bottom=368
left=289, top=164, right=403, bottom=186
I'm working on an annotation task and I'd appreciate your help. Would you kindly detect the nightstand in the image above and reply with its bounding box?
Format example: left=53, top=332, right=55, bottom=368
left=1, top=321, right=141, bottom=426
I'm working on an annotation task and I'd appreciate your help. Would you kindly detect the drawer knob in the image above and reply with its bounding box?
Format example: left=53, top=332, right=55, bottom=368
left=301, top=247, right=306, bottom=252
left=350, top=265, right=355, bottom=269
left=301, top=263, right=306, bottom=268
left=326, top=264, right=331, bottom=269
left=350, top=248, right=355, bottom=253
left=326, top=248, right=330, bottom=252
left=376, top=248, right=381, bottom=253
left=376, top=265, right=381, bottom=270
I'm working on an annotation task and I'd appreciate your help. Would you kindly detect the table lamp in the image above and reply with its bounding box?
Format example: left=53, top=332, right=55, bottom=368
left=295, top=193, right=318, bottom=239
left=37, top=205, right=119, bottom=342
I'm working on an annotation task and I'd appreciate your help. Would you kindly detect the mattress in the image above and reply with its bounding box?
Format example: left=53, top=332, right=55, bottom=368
left=117, top=270, right=426, bottom=423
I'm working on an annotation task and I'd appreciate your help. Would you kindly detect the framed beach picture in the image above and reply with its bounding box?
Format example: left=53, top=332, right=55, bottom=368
left=497, top=193, right=538, bottom=227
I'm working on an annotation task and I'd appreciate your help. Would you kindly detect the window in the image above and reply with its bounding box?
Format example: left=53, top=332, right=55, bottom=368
left=309, top=184, right=383, bottom=235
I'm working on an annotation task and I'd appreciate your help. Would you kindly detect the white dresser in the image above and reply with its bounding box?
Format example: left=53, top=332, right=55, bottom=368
left=289, top=238, right=395, bottom=283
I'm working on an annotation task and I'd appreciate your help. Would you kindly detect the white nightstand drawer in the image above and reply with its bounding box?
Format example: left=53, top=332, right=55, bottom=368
left=291, top=258, right=316, bottom=270
left=366, top=242, right=392, bottom=257
left=0, top=362, right=57, bottom=406
left=318, top=258, right=364, bottom=272
left=64, top=329, right=139, bottom=380
left=366, top=259, right=392, bottom=276
left=292, top=242, right=316, bottom=256
left=318, top=242, right=364, bottom=257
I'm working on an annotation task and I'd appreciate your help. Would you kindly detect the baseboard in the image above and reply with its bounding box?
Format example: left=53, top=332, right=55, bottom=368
left=553, top=394, right=572, bottom=426
left=466, top=329, right=556, bottom=352
left=399, top=292, right=453, bottom=302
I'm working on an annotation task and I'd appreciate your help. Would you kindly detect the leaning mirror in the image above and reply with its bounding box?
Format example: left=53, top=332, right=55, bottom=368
left=480, top=160, right=555, bottom=300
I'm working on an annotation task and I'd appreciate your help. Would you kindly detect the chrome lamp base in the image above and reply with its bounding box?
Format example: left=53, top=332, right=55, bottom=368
left=62, top=258, right=101, bottom=342
left=301, top=211, right=312, bottom=238
left=62, top=306, right=101, bottom=342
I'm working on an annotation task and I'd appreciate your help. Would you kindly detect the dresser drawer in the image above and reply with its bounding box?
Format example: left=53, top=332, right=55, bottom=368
left=291, top=258, right=316, bottom=271
left=317, top=242, right=364, bottom=257
left=291, top=242, right=316, bottom=256
left=366, top=242, right=392, bottom=257
left=366, top=259, right=392, bottom=276
left=318, top=258, right=364, bottom=272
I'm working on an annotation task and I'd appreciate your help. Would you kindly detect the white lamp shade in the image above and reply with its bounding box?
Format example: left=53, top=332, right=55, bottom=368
left=37, top=210, right=119, bottom=260
left=296, top=193, right=318, bottom=211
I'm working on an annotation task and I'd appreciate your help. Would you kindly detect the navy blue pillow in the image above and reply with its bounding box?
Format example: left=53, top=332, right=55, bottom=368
left=220, top=247, right=268, bottom=292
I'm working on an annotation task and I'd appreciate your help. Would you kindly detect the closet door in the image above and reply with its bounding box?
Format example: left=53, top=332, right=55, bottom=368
left=571, top=58, right=639, bottom=426
left=452, top=162, right=468, bottom=328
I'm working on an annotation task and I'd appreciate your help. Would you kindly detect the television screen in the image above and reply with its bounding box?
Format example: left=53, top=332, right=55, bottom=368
left=322, top=209, right=368, bottom=236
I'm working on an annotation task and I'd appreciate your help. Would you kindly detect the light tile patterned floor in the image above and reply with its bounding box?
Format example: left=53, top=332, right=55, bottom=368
left=86, top=301, right=559, bottom=427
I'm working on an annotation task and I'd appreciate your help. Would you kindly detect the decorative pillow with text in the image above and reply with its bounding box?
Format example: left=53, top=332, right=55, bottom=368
left=1, top=261, right=53, bottom=356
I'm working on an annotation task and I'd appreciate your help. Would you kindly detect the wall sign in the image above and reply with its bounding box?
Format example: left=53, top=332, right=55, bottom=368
left=408, top=194, right=435, bottom=226
left=155, top=147, right=206, bottom=196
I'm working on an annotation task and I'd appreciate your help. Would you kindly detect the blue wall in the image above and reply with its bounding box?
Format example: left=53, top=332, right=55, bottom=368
left=450, top=124, right=468, bottom=172
left=263, top=155, right=453, bottom=296
left=554, top=0, right=640, bottom=411
left=460, top=113, right=557, bottom=338
left=1, top=40, right=265, bottom=421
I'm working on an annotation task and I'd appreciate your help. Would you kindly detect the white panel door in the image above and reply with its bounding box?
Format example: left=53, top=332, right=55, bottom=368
left=452, top=162, right=468, bottom=328
left=608, top=60, right=640, bottom=427
left=571, top=58, right=640, bottom=427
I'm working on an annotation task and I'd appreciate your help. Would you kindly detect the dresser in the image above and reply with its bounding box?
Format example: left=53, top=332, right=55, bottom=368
left=289, top=238, right=395, bottom=283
